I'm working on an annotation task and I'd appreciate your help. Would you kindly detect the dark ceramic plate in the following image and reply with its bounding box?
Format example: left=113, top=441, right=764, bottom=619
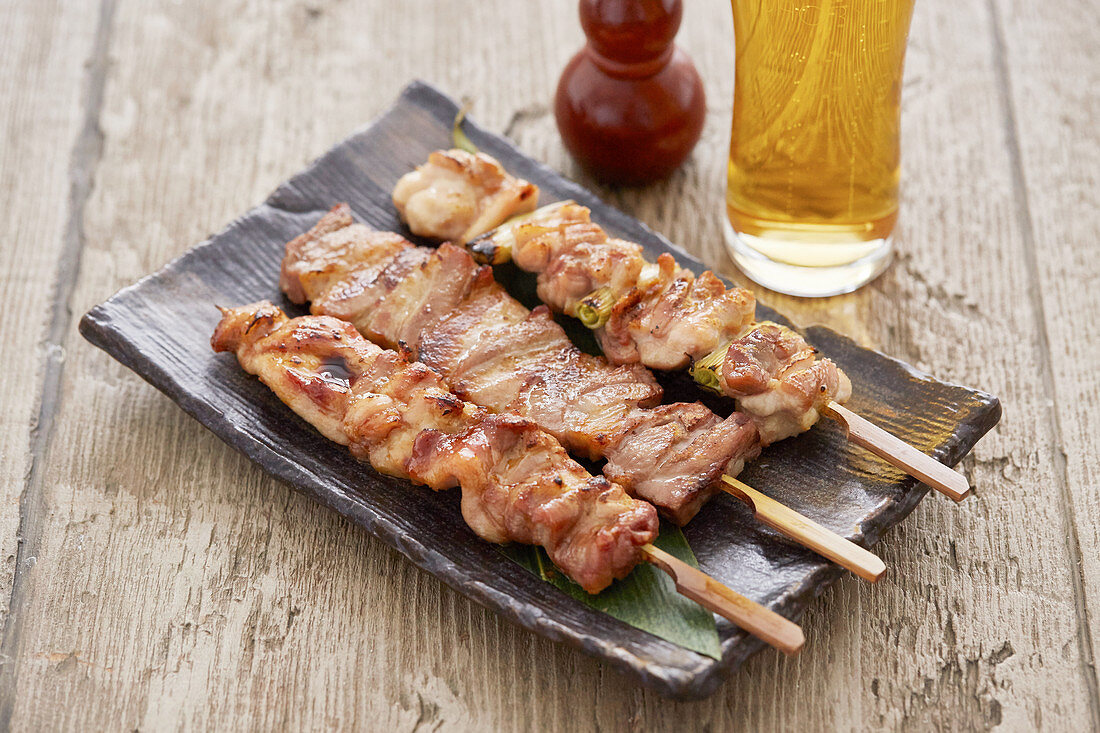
left=80, top=81, right=1001, bottom=700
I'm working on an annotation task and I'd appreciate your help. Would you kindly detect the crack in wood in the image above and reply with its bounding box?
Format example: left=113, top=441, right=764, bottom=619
left=892, top=251, right=987, bottom=322
left=0, top=0, right=117, bottom=725
left=985, top=0, right=1100, bottom=725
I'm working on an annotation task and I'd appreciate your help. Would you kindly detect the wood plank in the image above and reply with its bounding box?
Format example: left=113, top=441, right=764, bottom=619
left=993, top=0, right=1100, bottom=721
left=1, top=0, right=1096, bottom=729
left=0, top=0, right=102, bottom=692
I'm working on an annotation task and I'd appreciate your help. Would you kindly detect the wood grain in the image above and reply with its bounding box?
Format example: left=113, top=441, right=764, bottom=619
left=993, top=0, right=1100, bottom=723
left=1, top=0, right=1097, bottom=729
left=0, top=0, right=102, bottom=716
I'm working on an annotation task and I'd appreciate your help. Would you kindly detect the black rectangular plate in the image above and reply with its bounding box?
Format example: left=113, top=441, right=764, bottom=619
left=80, top=81, right=1001, bottom=700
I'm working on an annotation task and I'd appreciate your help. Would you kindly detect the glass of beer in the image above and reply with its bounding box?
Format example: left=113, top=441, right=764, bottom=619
left=724, top=0, right=916, bottom=297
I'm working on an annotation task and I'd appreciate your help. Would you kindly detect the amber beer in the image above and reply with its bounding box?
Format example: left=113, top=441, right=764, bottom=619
left=726, top=0, right=915, bottom=297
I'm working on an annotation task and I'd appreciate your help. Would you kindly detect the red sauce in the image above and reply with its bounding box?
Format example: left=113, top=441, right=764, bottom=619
left=554, top=0, right=706, bottom=186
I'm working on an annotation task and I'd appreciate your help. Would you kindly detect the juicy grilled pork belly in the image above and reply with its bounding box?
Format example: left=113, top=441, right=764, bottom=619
left=212, top=301, right=657, bottom=593
left=469, top=201, right=851, bottom=444
left=392, top=149, right=538, bottom=244
left=281, top=204, right=760, bottom=524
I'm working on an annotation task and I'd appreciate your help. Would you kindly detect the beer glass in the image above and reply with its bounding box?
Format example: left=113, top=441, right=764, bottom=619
left=725, top=0, right=915, bottom=297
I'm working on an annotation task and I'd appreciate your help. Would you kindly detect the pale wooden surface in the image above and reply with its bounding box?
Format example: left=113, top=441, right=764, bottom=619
left=1, top=0, right=1097, bottom=729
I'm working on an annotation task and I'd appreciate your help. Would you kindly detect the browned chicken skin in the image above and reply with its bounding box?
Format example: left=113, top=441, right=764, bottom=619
left=281, top=204, right=760, bottom=525
left=211, top=301, right=657, bottom=593
left=722, top=322, right=852, bottom=445
left=392, top=149, right=538, bottom=243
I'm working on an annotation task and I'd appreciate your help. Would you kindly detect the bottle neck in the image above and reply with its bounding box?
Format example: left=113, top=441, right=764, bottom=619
left=584, top=44, right=674, bottom=79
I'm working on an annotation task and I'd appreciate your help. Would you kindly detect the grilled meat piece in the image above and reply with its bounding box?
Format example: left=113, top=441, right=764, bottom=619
left=601, top=255, right=756, bottom=370
left=282, top=205, right=760, bottom=524
left=392, top=149, right=538, bottom=244
left=721, top=322, right=853, bottom=445
left=721, top=322, right=817, bottom=397
left=212, top=301, right=657, bottom=593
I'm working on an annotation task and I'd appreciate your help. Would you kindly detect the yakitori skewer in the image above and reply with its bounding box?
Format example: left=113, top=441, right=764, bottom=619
left=721, top=476, right=885, bottom=582
left=823, top=402, right=970, bottom=501
left=280, top=204, right=884, bottom=582
left=212, top=301, right=804, bottom=655
left=456, top=192, right=968, bottom=502
left=641, top=544, right=803, bottom=654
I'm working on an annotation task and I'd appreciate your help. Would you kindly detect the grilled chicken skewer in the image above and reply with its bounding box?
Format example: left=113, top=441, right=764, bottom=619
left=472, top=201, right=968, bottom=501
left=212, top=301, right=804, bottom=654
left=281, top=204, right=884, bottom=581
left=475, top=201, right=854, bottom=445
left=392, top=152, right=965, bottom=501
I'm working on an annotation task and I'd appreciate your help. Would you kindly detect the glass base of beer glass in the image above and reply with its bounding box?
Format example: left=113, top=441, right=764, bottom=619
left=723, top=219, right=893, bottom=298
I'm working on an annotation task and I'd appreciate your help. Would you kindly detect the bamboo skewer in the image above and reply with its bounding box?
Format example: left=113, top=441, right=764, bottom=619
left=640, top=544, right=805, bottom=656
left=822, top=401, right=970, bottom=502
left=689, top=337, right=970, bottom=501
left=720, top=476, right=886, bottom=582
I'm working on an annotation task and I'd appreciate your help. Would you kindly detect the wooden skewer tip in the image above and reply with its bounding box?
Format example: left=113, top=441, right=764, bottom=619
left=640, top=544, right=805, bottom=656
left=824, top=401, right=971, bottom=502
left=720, top=475, right=886, bottom=583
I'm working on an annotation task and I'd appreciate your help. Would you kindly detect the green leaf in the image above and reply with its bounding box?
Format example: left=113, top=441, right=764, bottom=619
left=452, top=102, right=478, bottom=154
left=500, top=522, right=722, bottom=659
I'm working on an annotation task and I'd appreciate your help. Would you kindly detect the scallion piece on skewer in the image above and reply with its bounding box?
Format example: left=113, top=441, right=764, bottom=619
left=690, top=341, right=732, bottom=394
left=577, top=286, right=615, bottom=329
left=451, top=102, right=478, bottom=154
left=469, top=227, right=514, bottom=264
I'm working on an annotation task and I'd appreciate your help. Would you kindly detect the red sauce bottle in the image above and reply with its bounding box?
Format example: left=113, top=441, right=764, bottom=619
left=555, top=0, right=706, bottom=186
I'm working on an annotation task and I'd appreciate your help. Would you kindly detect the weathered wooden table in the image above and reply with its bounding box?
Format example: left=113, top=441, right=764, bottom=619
left=2, top=0, right=1097, bottom=729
